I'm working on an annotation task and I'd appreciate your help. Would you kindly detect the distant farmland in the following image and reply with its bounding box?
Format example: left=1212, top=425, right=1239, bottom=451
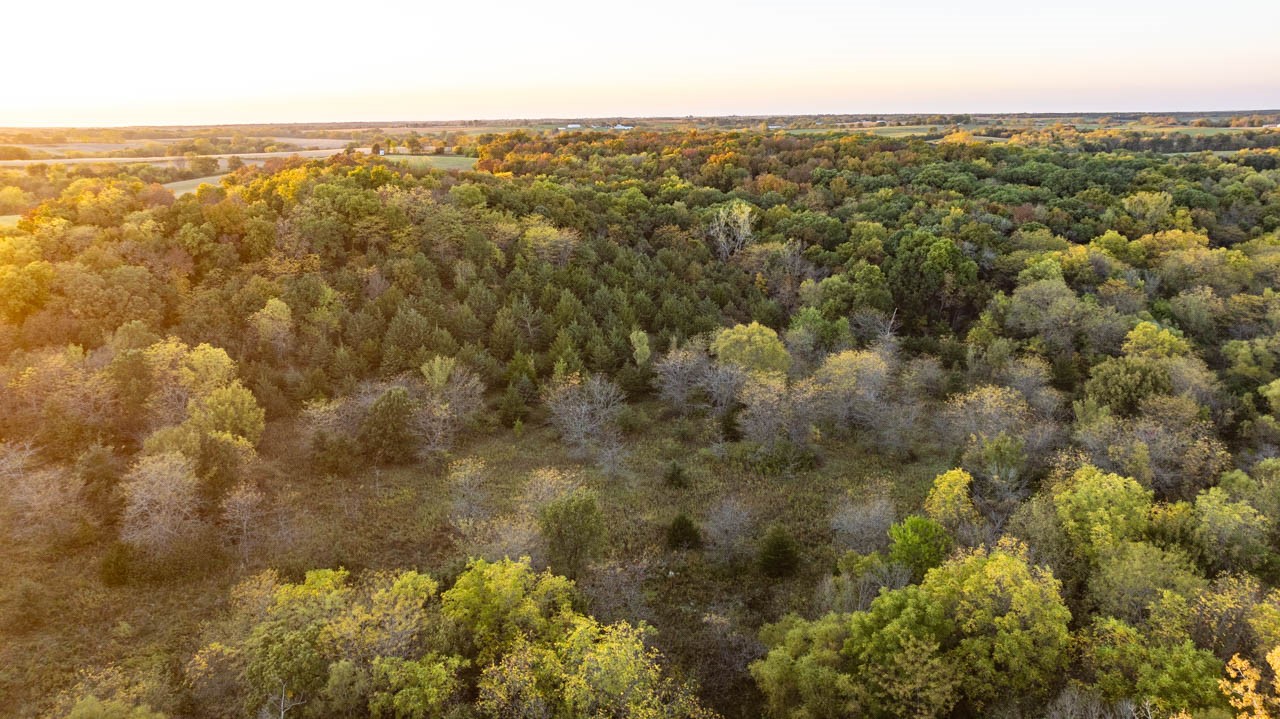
left=0, top=215, right=18, bottom=229
left=162, top=174, right=228, bottom=196
left=0, top=147, right=359, bottom=168
left=383, top=155, right=478, bottom=171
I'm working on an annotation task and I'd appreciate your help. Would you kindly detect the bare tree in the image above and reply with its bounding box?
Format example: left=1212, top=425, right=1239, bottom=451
left=448, top=457, right=489, bottom=523
left=705, top=496, right=753, bottom=565
left=737, top=374, right=819, bottom=448
left=578, top=555, right=655, bottom=625
left=259, top=680, right=305, bottom=719
left=997, top=356, right=1063, bottom=419
left=416, top=356, right=484, bottom=455
left=222, top=481, right=266, bottom=564
left=1042, top=686, right=1116, bottom=719
left=456, top=514, right=546, bottom=570
left=700, top=361, right=748, bottom=418
left=7, top=466, right=86, bottom=543
left=120, top=452, right=205, bottom=559
left=812, top=348, right=892, bottom=431
left=653, top=342, right=710, bottom=415
left=815, top=559, right=912, bottom=612
left=830, top=493, right=896, bottom=553
left=0, top=440, right=36, bottom=485
left=543, top=373, right=625, bottom=462
left=457, top=467, right=582, bottom=569
left=708, top=201, right=754, bottom=261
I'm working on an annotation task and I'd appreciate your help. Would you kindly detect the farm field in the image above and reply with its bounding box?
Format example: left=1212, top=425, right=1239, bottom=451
left=266, top=136, right=353, bottom=149
left=161, top=174, right=228, bottom=196
left=0, top=147, right=359, bottom=168
left=4, top=139, right=182, bottom=156
left=383, top=154, right=478, bottom=170
left=0, top=215, right=18, bottom=229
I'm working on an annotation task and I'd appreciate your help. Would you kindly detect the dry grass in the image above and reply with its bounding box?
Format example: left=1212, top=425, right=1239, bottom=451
left=161, top=174, right=227, bottom=197
left=0, top=402, right=947, bottom=717
left=383, top=154, right=478, bottom=171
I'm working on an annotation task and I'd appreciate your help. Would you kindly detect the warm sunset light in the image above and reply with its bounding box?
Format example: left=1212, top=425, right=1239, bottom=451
left=4, top=0, right=1277, bottom=125
left=6, top=2, right=1280, bottom=718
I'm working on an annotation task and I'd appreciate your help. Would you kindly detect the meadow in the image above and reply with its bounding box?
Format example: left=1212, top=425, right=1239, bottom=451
left=382, top=154, right=479, bottom=170
left=159, top=174, right=228, bottom=197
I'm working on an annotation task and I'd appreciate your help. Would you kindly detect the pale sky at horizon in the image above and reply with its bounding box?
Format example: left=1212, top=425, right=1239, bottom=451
left=4, top=0, right=1278, bottom=127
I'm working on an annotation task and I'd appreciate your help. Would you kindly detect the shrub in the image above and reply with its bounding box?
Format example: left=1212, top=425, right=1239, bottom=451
left=667, top=513, right=702, bottom=550
left=758, top=525, right=800, bottom=578
left=312, top=431, right=359, bottom=476
left=100, top=542, right=134, bottom=587
left=664, top=462, right=688, bottom=489
left=538, top=488, right=605, bottom=578
left=358, top=387, right=418, bottom=463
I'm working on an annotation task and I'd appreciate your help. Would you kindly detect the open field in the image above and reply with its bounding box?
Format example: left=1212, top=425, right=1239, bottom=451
left=383, top=154, right=478, bottom=170
left=0, top=147, right=362, bottom=168
left=0, top=215, right=19, bottom=229
left=267, top=136, right=353, bottom=149
left=3, top=139, right=183, bottom=156
left=161, top=174, right=228, bottom=196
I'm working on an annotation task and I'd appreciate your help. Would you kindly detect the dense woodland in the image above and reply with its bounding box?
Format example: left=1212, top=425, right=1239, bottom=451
left=6, top=126, right=1280, bottom=718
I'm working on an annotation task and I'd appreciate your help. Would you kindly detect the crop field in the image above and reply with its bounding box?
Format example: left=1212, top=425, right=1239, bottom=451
left=4, top=139, right=182, bottom=156
left=383, top=154, right=478, bottom=170
left=0, top=215, right=19, bottom=229
left=0, top=147, right=357, bottom=168
left=161, top=174, right=228, bottom=196
left=266, top=136, right=352, bottom=149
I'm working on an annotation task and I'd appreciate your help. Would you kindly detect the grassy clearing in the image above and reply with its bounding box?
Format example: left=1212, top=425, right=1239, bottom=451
left=161, top=174, right=227, bottom=196
left=0, top=215, right=19, bottom=229
left=383, top=154, right=478, bottom=171
left=0, top=401, right=946, bottom=717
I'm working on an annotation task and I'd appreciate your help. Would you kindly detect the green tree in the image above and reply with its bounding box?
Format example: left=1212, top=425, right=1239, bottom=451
left=667, top=513, right=702, bottom=550
left=888, top=516, right=952, bottom=581
left=186, top=383, right=266, bottom=447
left=537, top=488, right=606, bottom=579
left=1081, top=616, right=1223, bottom=712
left=1084, top=356, right=1172, bottom=416
left=758, top=524, right=801, bottom=578
left=1088, top=541, right=1206, bottom=624
left=369, top=655, right=462, bottom=719
left=1193, top=487, right=1270, bottom=573
left=753, top=541, right=1070, bottom=718
left=924, top=469, right=981, bottom=533
left=711, top=322, right=791, bottom=374
left=441, top=558, right=575, bottom=666
left=1052, top=465, right=1153, bottom=560
left=358, top=387, right=418, bottom=464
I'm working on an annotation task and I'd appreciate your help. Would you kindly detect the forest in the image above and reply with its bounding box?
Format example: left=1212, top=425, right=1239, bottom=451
left=5, top=123, right=1280, bottom=719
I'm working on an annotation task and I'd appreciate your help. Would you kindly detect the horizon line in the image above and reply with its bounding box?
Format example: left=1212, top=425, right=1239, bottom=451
left=4, top=108, right=1280, bottom=131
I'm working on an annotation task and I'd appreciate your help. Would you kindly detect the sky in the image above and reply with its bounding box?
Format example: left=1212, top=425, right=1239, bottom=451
left=4, top=0, right=1279, bottom=126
